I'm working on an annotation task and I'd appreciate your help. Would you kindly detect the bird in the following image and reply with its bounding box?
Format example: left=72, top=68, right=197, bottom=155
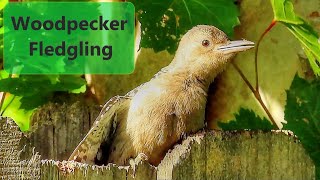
left=68, top=25, right=254, bottom=166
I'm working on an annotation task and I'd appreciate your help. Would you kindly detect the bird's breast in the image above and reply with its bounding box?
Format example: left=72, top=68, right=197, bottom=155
left=124, top=79, right=207, bottom=165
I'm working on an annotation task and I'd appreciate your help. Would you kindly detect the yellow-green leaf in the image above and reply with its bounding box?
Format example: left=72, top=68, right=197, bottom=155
left=1, top=95, right=34, bottom=131
left=270, top=0, right=303, bottom=24
left=270, top=0, right=320, bottom=76
left=0, top=0, right=8, bottom=11
left=285, top=22, right=320, bottom=76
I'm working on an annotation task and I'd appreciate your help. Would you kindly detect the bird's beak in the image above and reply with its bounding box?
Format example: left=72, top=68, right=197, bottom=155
left=217, top=40, right=254, bottom=54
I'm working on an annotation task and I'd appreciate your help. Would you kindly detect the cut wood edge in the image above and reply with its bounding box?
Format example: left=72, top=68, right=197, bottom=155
left=157, top=131, right=315, bottom=180
left=0, top=118, right=316, bottom=180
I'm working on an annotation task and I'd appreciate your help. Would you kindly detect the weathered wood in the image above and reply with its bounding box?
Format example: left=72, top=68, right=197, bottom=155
left=0, top=118, right=315, bottom=179
left=20, top=94, right=100, bottom=161
left=158, top=131, right=315, bottom=180
left=40, top=160, right=156, bottom=180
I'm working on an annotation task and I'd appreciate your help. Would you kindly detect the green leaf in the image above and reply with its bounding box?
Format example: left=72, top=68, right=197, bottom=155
left=0, top=69, right=8, bottom=79
left=130, top=0, right=240, bottom=53
left=1, top=95, right=34, bottom=131
left=0, top=75, right=87, bottom=130
left=303, top=45, right=320, bottom=76
left=270, top=0, right=303, bottom=24
left=270, top=0, right=320, bottom=76
left=0, top=26, right=3, bottom=34
left=285, top=22, right=320, bottom=76
left=218, top=108, right=275, bottom=130
left=0, top=0, right=8, bottom=11
left=283, top=75, right=320, bottom=171
left=52, top=75, right=86, bottom=93
left=0, top=76, right=50, bottom=97
left=0, top=75, right=86, bottom=96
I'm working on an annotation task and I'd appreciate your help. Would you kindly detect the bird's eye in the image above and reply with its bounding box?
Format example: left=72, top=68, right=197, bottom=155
left=202, top=40, right=210, bottom=47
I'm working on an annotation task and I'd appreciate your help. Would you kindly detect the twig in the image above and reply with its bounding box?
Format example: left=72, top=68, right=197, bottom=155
left=232, top=62, right=255, bottom=93
left=254, top=20, right=277, bottom=92
left=232, top=62, right=279, bottom=129
left=232, top=20, right=279, bottom=129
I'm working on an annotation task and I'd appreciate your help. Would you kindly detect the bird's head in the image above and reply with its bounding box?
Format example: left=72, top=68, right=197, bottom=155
left=171, top=25, right=254, bottom=82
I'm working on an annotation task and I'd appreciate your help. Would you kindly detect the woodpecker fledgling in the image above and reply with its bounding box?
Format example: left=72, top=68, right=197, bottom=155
left=69, top=25, right=254, bottom=166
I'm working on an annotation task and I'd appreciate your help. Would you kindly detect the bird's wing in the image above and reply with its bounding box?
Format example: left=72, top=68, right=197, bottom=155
left=68, top=66, right=169, bottom=164
left=68, top=95, right=130, bottom=164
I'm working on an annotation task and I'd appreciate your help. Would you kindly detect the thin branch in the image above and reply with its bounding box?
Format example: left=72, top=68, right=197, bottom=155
left=254, top=20, right=277, bottom=92
left=232, top=62, right=279, bottom=129
left=233, top=20, right=279, bottom=128
left=232, top=62, right=255, bottom=93
left=254, top=92, right=278, bottom=128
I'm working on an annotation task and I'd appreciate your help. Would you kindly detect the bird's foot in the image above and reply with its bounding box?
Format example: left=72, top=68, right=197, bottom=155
left=57, top=160, right=76, bottom=174
left=129, top=153, right=148, bottom=176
